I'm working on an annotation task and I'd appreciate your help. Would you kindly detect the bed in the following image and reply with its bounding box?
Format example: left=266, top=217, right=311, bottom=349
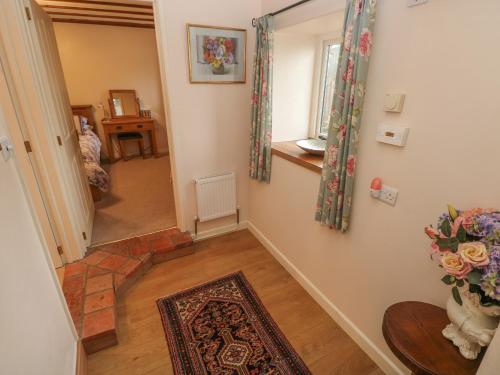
left=71, top=105, right=110, bottom=201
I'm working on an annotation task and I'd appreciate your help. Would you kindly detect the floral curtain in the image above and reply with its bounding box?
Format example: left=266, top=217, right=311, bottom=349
left=249, top=15, right=274, bottom=183
left=315, top=0, right=377, bottom=231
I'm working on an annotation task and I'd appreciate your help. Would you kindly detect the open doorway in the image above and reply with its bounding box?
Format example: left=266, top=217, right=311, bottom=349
left=42, top=0, right=176, bottom=245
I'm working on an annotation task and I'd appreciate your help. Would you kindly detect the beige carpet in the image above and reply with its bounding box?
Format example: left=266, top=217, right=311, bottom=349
left=91, top=156, right=176, bottom=245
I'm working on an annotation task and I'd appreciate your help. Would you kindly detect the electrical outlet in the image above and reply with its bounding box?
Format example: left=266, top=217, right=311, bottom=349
left=379, top=185, right=398, bottom=206
left=407, top=0, right=428, bottom=7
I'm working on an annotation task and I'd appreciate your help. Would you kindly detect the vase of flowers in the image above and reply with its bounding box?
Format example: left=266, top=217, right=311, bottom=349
left=203, top=36, right=235, bottom=75
left=425, top=205, right=500, bottom=359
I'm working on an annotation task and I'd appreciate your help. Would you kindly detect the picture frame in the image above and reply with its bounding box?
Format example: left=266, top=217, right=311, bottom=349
left=186, top=24, right=247, bottom=84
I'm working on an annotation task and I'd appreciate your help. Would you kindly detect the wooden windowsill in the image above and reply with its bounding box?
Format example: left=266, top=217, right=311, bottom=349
left=271, top=141, right=323, bottom=174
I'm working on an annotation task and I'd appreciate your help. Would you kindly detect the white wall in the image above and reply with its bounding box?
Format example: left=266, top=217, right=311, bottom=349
left=53, top=23, right=168, bottom=156
left=250, top=0, right=500, bottom=373
left=263, top=0, right=345, bottom=29
left=0, top=100, right=76, bottom=374
left=273, top=32, right=316, bottom=142
left=155, top=0, right=261, bottom=234
left=273, top=11, right=345, bottom=142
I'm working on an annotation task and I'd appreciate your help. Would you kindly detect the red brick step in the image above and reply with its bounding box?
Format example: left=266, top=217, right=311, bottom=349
left=61, top=228, right=193, bottom=354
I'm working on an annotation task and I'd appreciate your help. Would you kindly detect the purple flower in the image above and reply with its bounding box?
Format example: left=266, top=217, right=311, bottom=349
left=481, top=240, right=500, bottom=301
left=224, top=52, right=234, bottom=64
left=466, top=212, right=500, bottom=239
left=437, top=212, right=451, bottom=228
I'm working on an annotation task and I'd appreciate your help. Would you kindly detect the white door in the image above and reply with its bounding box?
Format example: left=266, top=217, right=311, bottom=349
left=25, top=0, right=95, bottom=247
left=0, top=59, right=63, bottom=268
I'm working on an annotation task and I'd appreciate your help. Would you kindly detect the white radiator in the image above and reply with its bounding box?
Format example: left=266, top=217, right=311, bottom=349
left=195, top=172, right=237, bottom=223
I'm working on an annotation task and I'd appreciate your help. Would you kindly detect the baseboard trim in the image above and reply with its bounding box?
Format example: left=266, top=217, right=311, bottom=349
left=247, top=221, right=404, bottom=375
left=194, top=220, right=248, bottom=242
left=76, top=340, right=87, bottom=375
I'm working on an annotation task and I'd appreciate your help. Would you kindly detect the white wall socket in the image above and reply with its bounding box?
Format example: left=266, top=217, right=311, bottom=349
left=407, top=0, right=428, bottom=7
left=379, top=184, right=398, bottom=206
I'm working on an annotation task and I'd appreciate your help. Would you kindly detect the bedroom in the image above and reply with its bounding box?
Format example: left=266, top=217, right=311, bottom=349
left=51, top=2, right=176, bottom=246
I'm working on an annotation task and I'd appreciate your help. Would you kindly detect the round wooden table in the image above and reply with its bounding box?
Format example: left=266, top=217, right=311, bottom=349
left=383, top=301, right=483, bottom=375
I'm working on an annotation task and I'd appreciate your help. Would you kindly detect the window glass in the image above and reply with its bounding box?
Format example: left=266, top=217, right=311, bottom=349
left=318, top=43, right=340, bottom=137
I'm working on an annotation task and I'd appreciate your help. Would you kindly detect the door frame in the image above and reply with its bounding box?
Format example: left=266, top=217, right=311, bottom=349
left=153, top=0, right=185, bottom=231
left=0, top=0, right=93, bottom=263
left=0, top=0, right=187, bottom=263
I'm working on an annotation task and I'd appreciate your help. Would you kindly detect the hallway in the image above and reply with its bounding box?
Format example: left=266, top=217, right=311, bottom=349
left=87, top=230, right=382, bottom=375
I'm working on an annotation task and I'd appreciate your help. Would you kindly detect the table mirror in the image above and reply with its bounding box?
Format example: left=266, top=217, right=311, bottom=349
left=109, top=90, right=140, bottom=118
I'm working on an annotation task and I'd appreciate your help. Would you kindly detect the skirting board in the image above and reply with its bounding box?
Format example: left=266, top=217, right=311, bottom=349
left=247, top=221, right=404, bottom=375
left=194, top=220, right=248, bottom=242
left=76, top=340, right=87, bottom=375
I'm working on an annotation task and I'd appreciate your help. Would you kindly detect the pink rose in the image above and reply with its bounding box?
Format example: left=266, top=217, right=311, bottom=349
left=459, top=242, right=490, bottom=267
left=359, top=29, right=373, bottom=57
left=355, top=0, right=363, bottom=15
left=327, top=175, right=340, bottom=192
left=346, top=155, right=356, bottom=177
left=441, top=252, right=472, bottom=279
left=337, top=124, right=347, bottom=142
left=342, top=58, right=354, bottom=82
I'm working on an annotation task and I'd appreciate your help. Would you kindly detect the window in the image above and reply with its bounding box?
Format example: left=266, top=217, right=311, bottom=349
left=316, top=41, right=341, bottom=138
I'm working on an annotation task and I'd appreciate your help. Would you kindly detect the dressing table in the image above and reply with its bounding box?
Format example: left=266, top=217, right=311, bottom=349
left=102, top=90, right=159, bottom=163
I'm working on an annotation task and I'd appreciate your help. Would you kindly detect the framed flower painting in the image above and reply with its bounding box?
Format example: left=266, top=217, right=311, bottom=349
left=187, top=24, right=246, bottom=84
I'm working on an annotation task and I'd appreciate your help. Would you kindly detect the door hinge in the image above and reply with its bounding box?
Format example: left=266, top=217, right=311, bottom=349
left=82, top=232, right=87, bottom=240
left=24, top=140, right=32, bottom=153
left=25, top=7, right=32, bottom=21
left=57, top=136, right=63, bottom=146
left=57, top=246, right=64, bottom=255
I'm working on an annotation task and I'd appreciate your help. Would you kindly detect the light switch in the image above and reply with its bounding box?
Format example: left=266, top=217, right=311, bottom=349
left=376, top=124, right=410, bottom=147
left=384, top=94, right=405, bottom=113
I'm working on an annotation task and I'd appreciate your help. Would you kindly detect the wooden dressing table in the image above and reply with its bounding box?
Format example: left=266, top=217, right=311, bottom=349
left=102, top=117, right=158, bottom=163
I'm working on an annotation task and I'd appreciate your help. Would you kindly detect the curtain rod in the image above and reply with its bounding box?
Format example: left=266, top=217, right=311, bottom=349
left=252, top=0, right=312, bottom=27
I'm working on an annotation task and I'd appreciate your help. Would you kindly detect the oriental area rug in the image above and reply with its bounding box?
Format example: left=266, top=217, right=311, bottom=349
left=157, top=271, right=311, bottom=374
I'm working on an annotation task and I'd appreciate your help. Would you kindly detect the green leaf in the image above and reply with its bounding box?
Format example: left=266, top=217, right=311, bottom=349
left=440, top=219, right=452, bottom=237
left=448, top=204, right=459, bottom=221
left=457, top=225, right=467, bottom=243
left=456, top=279, right=465, bottom=287
left=452, top=286, right=463, bottom=306
left=441, top=275, right=456, bottom=285
left=467, top=271, right=482, bottom=285
left=435, top=237, right=451, bottom=250
left=449, top=238, right=460, bottom=252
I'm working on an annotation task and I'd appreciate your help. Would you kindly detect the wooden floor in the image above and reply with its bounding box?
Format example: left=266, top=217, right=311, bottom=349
left=88, top=230, right=383, bottom=375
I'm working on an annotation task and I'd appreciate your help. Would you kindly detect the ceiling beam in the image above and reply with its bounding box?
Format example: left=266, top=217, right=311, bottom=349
left=51, top=18, right=154, bottom=28
left=47, top=11, right=153, bottom=22
left=42, top=4, right=152, bottom=15
left=41, top=0, right=152, bottom=9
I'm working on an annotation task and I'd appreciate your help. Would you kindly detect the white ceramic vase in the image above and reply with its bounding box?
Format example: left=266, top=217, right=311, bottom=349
left=442, top=287, right=500, bottom=359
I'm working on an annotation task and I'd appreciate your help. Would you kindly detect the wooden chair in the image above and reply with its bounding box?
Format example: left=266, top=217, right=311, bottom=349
left=117, top=132, right=144, bottom=161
